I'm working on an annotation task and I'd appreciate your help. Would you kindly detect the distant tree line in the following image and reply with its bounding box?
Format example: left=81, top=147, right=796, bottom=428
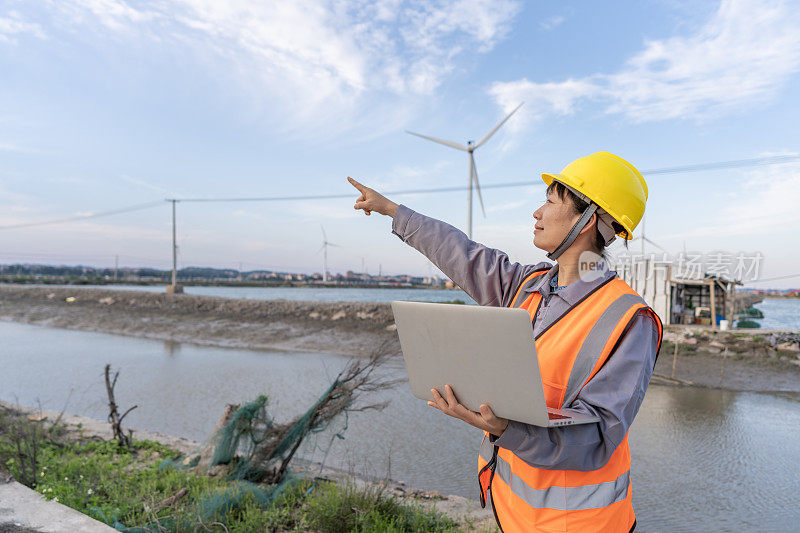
left=0, top=263, right=445, bottom=287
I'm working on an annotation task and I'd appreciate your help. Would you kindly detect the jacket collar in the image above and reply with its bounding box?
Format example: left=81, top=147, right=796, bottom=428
left=525, top=262, right=617, bottom=306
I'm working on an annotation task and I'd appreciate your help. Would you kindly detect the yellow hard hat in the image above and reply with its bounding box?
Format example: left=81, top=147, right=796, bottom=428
left=542, top=151, right=647, bottom=240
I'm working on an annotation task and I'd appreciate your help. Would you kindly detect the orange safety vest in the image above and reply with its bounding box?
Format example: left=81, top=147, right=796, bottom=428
left=478, top=270, right=663, bottom=533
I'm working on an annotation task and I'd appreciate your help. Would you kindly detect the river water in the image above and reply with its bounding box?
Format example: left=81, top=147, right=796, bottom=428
left=752, top=298, right=800, bottom=330
left=37, top=284, right=477, bottom=305
left=2, top=321, right=798, bottom=531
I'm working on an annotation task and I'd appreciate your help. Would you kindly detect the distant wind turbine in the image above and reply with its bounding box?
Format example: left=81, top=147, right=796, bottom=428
left=317, top=225, right=340, bottom=282
left=406, top=102, right=523, bottom=239
left=632, top=215, right=668, bottom=254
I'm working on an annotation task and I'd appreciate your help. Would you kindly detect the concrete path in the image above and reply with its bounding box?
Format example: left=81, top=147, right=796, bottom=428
left=0, top=479, right=115, bottom=532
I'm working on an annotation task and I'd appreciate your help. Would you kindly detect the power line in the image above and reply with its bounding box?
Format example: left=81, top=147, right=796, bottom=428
left=0, top=201, right=163, bottom=230
left=743, top=273, right=800, bottom=284
left=171, top=154, right=800, bottom=203
left=170, top=181, right=534, bottom=203
left=3, top=154, right=799, bottom=229
left=642, top=154, right=800, bottom=175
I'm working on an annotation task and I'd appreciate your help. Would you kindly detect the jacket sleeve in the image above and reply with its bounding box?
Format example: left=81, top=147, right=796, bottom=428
left=391, top=204, right=550, bottom=307
left=492, top=310, right=660, bottom=471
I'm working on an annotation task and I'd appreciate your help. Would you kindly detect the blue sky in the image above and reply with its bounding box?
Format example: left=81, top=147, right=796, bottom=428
left=1, top=0, right=799, bottom=287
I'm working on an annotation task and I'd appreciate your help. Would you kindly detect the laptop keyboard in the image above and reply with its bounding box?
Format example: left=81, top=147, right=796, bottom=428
left=548, top=412, right=569, bottom=420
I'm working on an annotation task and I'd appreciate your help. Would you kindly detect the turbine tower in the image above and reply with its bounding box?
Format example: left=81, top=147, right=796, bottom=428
left=317, top=225, right=340, bottom=282
left=632, top=215, right=667, bottom=255
left=406, top=103, right=523, bottom=239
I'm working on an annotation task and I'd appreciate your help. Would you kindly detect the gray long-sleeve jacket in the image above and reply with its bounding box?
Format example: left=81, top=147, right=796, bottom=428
left=391, top=204, right=660, bottom=472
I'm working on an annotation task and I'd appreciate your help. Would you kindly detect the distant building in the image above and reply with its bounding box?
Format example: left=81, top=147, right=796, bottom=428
left=614, top=257, right=741, bottom=328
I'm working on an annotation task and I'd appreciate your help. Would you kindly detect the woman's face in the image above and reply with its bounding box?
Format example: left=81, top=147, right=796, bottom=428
left=532, top=188, right=580, bottom=252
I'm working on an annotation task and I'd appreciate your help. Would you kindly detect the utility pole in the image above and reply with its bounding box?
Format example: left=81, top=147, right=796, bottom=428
left=114, top=255, right=119, bottom=282
left=166, top=199, right=183, bottom=294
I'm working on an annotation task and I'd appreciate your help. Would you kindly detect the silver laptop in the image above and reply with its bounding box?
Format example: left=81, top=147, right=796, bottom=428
left=391, top=301, right=600, bottom=428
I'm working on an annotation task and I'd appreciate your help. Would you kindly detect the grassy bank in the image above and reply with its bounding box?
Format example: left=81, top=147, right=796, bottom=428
left=0, top=407, right=463, bottom=532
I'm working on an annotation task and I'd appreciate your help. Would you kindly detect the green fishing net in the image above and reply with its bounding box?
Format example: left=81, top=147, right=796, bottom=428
left=108, top=350, right=394, bottom=532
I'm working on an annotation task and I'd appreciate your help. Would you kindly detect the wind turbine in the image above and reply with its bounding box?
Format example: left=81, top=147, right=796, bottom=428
left=406, top=102, right=523, bottom=239
left=317, top=225, right=340, bottom=282
left=632, top=215, right=668, bottom=254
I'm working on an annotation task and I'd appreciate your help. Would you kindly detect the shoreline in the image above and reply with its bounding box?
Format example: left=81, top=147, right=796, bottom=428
left=0, top=280, right=462, bottom=291
left=1, top=285, right=798, bottom=393
left=0, top=285, right=399, bottom=357
left=0, top=400, right=495, bottom=530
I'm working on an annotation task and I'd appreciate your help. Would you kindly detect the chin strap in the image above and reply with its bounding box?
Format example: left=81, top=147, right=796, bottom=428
left=546, top=203, right=598, bottom=261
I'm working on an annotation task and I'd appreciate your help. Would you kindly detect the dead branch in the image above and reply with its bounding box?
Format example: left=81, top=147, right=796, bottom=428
left=262, top=339, right=400, bottom=483
left=153, top=488, right=189, bottom=512
left=104, top=364, right=138, bottom=447
left=209, top=339, right=401, bottom=484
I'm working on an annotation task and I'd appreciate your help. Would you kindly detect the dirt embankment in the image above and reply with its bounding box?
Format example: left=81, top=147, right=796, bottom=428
left=653, top=327, right=800, bottom=391
left=0, top=285, right=400, bottom=356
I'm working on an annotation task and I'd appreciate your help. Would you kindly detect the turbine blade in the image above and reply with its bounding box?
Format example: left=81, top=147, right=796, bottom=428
left=328, top=243, right=342, bottom=248
left=471, top=154, right=486, bottom=217
left=475, top=102, right=523, bottom=148
left=320, top=224, right=327, bottom=241
left=316, top=243, right=325, bottom=254
left=405, top=130, right=467, bottom=151
left=643, top=236, right=668, bottom=253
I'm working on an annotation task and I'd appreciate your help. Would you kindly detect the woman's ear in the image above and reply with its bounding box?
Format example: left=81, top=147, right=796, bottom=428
left=578, top=212, right=598, bottom=236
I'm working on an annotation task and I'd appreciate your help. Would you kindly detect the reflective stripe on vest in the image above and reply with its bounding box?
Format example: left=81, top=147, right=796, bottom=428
left=510, top=270, right=549, bottom=308
left=562, top=293, right=646, bottom=407
left=486, top=449, right=631, bottom=511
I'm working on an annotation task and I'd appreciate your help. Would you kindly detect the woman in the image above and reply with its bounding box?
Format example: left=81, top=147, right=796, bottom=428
left=348, top=151, right=662, bottom=533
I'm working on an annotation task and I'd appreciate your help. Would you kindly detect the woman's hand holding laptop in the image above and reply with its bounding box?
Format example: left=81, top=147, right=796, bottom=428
left=428, top=384, right=509, bottom=437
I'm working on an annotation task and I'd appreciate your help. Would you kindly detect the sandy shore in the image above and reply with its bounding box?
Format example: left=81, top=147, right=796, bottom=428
left=1, top=285, right=798, bottom=392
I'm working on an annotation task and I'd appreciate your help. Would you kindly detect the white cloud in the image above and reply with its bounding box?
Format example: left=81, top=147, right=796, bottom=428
left=0, top=12, right=46, bottom=44
left=368, top=159, right=457, bottom=190
left=120, top=175, right=171, bottom=195
left=539, top=15, right=565, bottom=31
left=490, top=77, right=597, bottom=132
left=39, top=0, right=521, bottom=134
left=490, top=0, right=800, bottom=125
left=0, top=142, right=27, bottom=152
left=654, top=152, right=800, bottom=240
left=485, top=199, right=527, bottom=213
left=65, top=0, right=158, bottom=32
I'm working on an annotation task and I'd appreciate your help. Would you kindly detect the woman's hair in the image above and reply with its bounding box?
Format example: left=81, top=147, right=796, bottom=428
left=546, top=181, right=629, bottom=257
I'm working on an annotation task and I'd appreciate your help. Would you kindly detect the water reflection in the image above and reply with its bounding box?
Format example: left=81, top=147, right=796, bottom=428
left=163, top=340, right=181, bottom=356
left=630, top=387, right=800, bottom=531
left=1, top=321, right=798, bottom=531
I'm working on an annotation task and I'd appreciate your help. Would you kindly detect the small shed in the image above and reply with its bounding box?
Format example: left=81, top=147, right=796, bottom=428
left=668, top=275, right=741, bottom=326
left=614, top=258, right=742, bottom=328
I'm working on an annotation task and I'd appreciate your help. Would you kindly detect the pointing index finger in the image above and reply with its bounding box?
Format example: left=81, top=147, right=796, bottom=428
left=347, top=176, right=367, bottom=193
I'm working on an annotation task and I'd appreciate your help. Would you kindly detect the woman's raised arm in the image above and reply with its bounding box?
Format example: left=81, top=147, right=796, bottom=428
left=348, top=177, right=548, bottom=307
